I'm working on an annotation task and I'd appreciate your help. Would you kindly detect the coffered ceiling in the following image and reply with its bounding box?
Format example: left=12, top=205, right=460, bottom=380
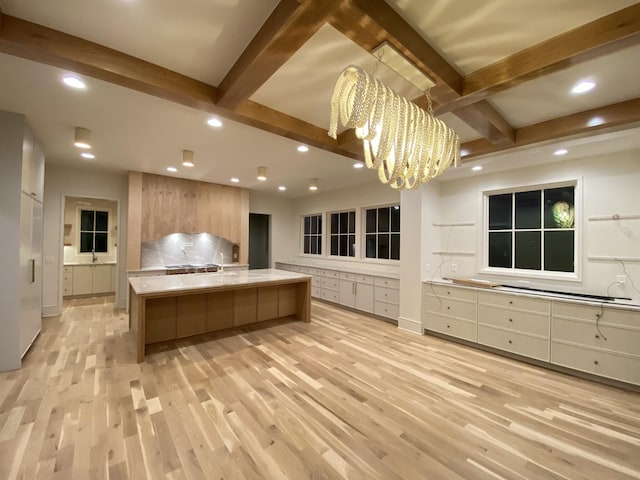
left=0, top=0, right=638, bottom=197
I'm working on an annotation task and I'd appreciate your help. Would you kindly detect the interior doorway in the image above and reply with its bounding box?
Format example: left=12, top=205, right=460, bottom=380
left=61, top=196, right=119, bottom=300
left=249, top=213, right=270, bottom=270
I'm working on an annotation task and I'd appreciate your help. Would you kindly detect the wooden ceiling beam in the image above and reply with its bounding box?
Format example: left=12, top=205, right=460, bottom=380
left=0, top=13, right=359, bottom=161
left=330, top=0, right=515, bottom=146
left=0, top=15, right=219, bottom=111
left=437, top=4, right=640, bottom=115
left=460, top=98, right=640, bottom=159
left=217, top=0, right=344, bottom=110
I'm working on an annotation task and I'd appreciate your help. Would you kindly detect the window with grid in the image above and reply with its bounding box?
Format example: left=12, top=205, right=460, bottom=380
left=330, top=210, right=355, bottom=257
left=365, top=205, right=400, bottom=260
left=487, top=184, right=575, bottom=273
left=80, top=209, right=109, bottom=253
left=302, top=214, right=322, bottom=255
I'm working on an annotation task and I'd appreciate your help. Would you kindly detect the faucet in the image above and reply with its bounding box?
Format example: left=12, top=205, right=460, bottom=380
left=216, top=252, right=224, bottom=273
left=92, top=248, right=98, bottom=263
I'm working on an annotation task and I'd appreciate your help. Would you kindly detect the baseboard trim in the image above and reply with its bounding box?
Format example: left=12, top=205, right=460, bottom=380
left=397, top=316, right=423, bottom=334
left=42, top=305, right=62, bottom=317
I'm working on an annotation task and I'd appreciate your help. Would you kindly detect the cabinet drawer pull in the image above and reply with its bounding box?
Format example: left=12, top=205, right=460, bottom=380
left=508, top=318, right=513, bottom=322
left=446, top=325, right=450, bottom=328
left=594, top=360, right=599, bottom=365
left=595, top=334, right=600, bottom=339
left=508, top=340, right=512, bottom=344
left=508, top=300, right=513, bottom=305
left=447, top=306, right=450, bottom=310
left=446, top=291, right=450, bottom=295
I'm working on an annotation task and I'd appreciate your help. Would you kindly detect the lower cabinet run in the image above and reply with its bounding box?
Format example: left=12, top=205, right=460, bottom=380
left=422, top=282, right=640, bottom=388
left=276, top=262, right=399, bottom=321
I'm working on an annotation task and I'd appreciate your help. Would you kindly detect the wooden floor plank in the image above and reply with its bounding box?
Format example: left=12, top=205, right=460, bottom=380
left=0, top=296, right=638, bottom=479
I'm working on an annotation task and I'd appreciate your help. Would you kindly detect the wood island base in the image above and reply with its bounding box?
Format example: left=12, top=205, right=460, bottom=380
left=129, top=271, right=311, bottom=362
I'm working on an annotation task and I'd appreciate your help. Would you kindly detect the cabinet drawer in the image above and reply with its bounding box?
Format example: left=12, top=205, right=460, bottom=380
left=424, top=314, right=476, bottom=342
left=320, top=270, right=340, bottom=279
left=339, top=272, right=374, bottom=283
left=553, top=302, right=639, bottom=329
left=374, top=301, right=399, bottom=319
left=478, top=291, right=550, bottom=314
left=424, top=284, right=476, bottom=302
left=311, top=286, right=321, bottom=298
left=375, top=277, right=399, bottom=289
left=374, top=286, right=399, bottom=304
left=551, top=341, right=640, bottom=386
left=63, top=286, right=72, bottom=296
left=478, top=305, right=549, bottom=337
left=320, top=289, right=339, bottom=303
left=63, top=266, right=72, bottom=274
left=424, top=296, right=476, bottom=321
left=311, top=276, right=321, bottom=287
left=551, top=317, right=640, bottom=356
left=320, top=278, right=339, bottom=290
left=478, top=324, right=549, bottom=361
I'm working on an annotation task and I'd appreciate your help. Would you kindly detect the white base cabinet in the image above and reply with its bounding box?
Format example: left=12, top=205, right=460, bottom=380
left=422, top=282, right=640, bottom=387
left=276, top=262, right=399, bottom=321
left=68, top=264, right=115, bottom=296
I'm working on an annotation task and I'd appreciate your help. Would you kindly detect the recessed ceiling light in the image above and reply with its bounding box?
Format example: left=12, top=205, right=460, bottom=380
left=278, top=186, right=286, bottom=191
left=230, top=177, right=240, bottom=183
left=471, top=165, right=482, bottom=171
left=353, top=162, right=364, bottom=169
left=167, top=166, right=177, bottom=172
left=571, top=80, right=595, bottom=94
left=207, top=118, right=222, bottom=128
left=81, top=152, right=95, bottom=159
left=297, top=145, right=309, bottom=153
left=554, top=148, right=568, bottom=156
left=587, top=116, right=604, bottom=127
left=257, top=166, right=267, bottom=181
left=309, top=178, right=318, bottom=191
left=62, top=75, right=86, bottom=89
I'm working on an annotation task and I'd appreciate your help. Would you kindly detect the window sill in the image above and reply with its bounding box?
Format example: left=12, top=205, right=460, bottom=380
left=480, top=267, right=581, bottom=283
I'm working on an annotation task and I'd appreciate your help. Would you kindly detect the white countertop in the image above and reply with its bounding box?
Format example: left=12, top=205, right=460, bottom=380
left=129, top=268, right=310, bottom=296
left=65, top=261, right=117, bottom=266
left=276, top=258, right=400, bottom=279
left=127, top=263, right=249, bottom=274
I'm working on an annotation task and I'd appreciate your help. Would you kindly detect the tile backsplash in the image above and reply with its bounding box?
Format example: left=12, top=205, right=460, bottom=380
left=141, top=232, right=234, bottom=267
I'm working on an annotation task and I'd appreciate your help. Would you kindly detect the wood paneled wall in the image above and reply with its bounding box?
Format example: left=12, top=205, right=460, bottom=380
left=126, top=172, right=249, bottom=269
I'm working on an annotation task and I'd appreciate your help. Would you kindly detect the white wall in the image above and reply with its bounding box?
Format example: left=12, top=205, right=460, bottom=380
left=43, top=165, right=129, bottom=313
left=249, top=191, right=295, bottom=268
left=424, top=149, right=640, bottom=301
left=287, top=180, right=401, bottom=274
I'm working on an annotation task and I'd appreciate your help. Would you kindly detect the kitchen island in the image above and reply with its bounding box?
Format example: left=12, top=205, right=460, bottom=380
left=129, top=269, right=311, bottom=362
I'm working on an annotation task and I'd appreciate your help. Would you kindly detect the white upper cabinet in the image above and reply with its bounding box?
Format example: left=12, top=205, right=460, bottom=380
left=20, top=126, right=45, bottom=203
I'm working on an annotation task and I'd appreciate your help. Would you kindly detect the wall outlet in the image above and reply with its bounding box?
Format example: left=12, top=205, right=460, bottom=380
left=451, top=263, right=458, bottom=273
left=616, top=275, right=627, bottom=285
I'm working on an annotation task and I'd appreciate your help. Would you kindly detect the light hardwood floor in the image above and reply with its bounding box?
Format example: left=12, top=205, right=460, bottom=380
left=1, top=296, right=639, bottom=479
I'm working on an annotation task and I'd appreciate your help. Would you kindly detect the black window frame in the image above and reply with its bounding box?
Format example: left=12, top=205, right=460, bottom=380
left=486, top=183, right=576, bottom=275
left=364, top=204, right=400, bottom=260
left=302, top=214, right=323, bottom=255
left=329, top=210, right=356, bottom=257
left=79, top=209, right=109, bottom=254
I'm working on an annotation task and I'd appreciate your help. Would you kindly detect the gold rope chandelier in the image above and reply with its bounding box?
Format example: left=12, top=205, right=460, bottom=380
left=328, top=65, right=460, bottom=190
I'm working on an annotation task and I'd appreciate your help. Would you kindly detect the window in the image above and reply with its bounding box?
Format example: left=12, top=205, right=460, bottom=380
left=487, top=184, right=575, bottom=273
left=302, top=214, right=322, bottom=255
left=80, top=209, right=109, bottom=253
left=365, top=205, right=400, bottom=260
left=330, top=210, right=355, bottom=257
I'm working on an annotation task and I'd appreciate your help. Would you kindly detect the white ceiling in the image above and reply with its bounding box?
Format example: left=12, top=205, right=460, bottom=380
left=0, top=0, right=638, bottom=199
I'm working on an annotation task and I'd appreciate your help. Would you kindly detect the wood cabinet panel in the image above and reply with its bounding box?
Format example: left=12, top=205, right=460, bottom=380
left=145, top=297, right=176, bottom=344
left=278, top=284, right=298, bottom=317
left=176, top=294, right=207, bottom=338
left=206, top=291, right=234, bottom=332
left=257, top=286, right=278, bottom=322
left=234, top=288, right=257, bottom=326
